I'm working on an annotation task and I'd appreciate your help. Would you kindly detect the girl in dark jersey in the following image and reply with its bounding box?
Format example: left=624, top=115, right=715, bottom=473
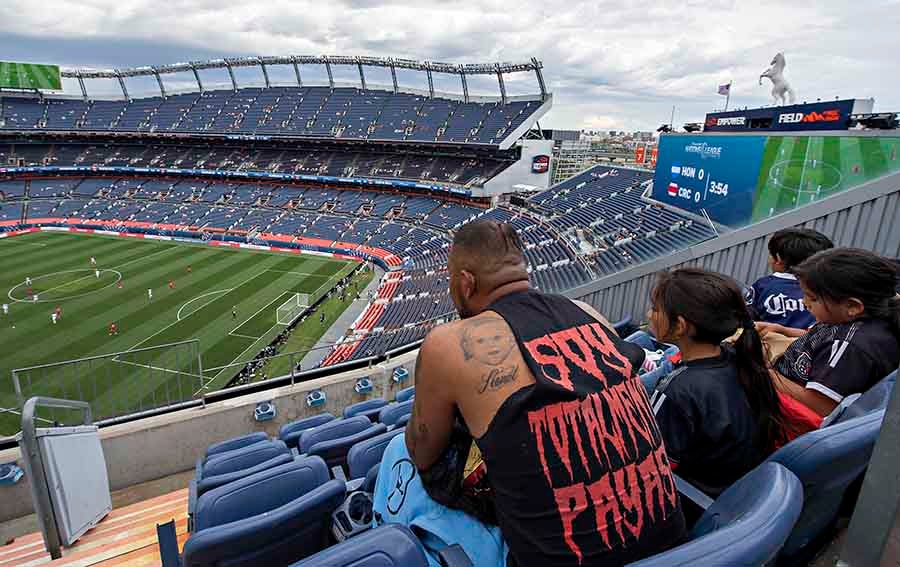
left=647, top=268, right=791, bottom=496
left=772, top=249, right=900, bottom=423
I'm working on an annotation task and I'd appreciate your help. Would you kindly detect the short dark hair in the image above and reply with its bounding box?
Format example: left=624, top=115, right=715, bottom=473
left=767, top=228, right=834, bottom=270
left=451, top=219, right=525, bottom=271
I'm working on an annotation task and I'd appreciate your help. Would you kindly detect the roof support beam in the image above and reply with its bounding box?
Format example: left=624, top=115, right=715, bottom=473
left=190, top=63, right=203, bottom=92
left=426, top=64, right=434, bottom=98
left=324, top=56, right=334, bottom=89
left=115, top=71, right=129, bottom=101
left=356, top=57, right=366, bottom=91
left=224, top=60, right=238, bottom=91
left=532, top=57, right=547, bottom=101
left=76, top=73, right=88, bottom=100
left=151, top=67, right=166, bottom=98
left=258, top=57, right=270, bottom=88
left=389, top=60, right=398, bottom=93
left=496, top=64, right=507, bottom=105
left=459, top=66, right=469, bottom=103
left=291, top=56, right=303, bottom=87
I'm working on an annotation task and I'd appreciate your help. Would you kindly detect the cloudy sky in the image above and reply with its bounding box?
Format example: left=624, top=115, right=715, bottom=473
left=2, top=0, right=898, bottom=131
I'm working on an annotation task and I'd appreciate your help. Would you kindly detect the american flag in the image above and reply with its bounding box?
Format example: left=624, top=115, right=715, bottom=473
left=718, top=83, right=731, bottom=96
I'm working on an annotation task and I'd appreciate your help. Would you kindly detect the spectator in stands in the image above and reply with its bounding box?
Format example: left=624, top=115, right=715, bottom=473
left=403, top=219, right=686, bottom=566
left=747, top=228, right=833, bottom=331
left=771, top=248, right=900, bottom=420
left=646, top=268, right=791, bottom=496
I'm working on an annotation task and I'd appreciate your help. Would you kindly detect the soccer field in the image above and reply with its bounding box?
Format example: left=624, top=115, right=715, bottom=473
left=751, top=136, right=899, bottom=221
left=0, top=61, right=62, bottom=90
left=0, top=231, right=358, bottom=435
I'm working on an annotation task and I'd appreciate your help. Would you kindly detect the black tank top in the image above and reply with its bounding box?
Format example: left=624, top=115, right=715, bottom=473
left=476, top=290, right=686, bottom=566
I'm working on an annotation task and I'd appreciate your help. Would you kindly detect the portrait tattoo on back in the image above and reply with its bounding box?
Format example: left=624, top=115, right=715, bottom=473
left=460, top=318, right=516, bottom=366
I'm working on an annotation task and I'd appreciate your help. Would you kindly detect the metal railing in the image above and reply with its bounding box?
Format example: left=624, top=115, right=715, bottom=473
left=5, top=340, right=201, bottom=436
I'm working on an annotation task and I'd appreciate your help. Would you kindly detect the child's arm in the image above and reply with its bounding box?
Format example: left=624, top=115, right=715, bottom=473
left=770, top=370, right=838, bottom=417
left=756, top=322, right=807, bottom=338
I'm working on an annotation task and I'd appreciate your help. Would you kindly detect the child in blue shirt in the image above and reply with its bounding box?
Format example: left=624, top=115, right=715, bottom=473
left=746, top=228, right=833, bottom=330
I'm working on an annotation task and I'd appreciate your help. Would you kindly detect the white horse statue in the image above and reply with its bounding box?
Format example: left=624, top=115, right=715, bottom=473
left=759, top=52, right=796, bottom=105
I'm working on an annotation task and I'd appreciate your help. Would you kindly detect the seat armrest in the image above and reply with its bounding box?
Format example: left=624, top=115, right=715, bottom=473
left=674, top=474, right=714, bottom=510
left=332, top=465, right=347, bottom=482
left=438, top=544, right=474, bottom=567
left=187, top=478, right=198, bottom=532
left=156, top=519, right=180, bottom=567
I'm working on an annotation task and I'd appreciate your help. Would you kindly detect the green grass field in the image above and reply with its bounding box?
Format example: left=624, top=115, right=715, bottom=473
left=0, top=61, right=62, bottom=90
left=752, top=136, right=900, bottom=221
left=0, top=231, right=359, bottom=434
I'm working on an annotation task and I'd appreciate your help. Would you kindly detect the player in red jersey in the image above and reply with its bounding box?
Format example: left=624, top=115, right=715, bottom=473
left=168, top=280, right=175, bottom=289
left=108, top=322, right=118, bottom=336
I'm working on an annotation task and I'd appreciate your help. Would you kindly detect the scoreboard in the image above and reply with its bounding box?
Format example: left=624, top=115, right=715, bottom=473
left=651, top=135, right=767, bottom=226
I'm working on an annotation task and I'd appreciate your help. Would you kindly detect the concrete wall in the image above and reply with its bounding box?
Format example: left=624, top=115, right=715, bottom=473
left=0, top=350, right=417, bottom=524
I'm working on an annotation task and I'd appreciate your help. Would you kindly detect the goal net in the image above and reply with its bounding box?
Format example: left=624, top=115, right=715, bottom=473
left=276, top=293, right=309, bottom=326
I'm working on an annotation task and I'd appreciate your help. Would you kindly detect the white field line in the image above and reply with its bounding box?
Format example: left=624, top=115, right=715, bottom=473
left=177, top=289, right=233, bottom=321
left=204, top=263, right=356, bottom=385
left=118, top=269, right=271, bottom=355
left=229, top=332, right=261, bottom=340
left=0, top=240, right=47, bottom=247
left=112, top=358, right=204, bottom=379
left=228, top=291, right=292, bottom=336
left=264, top=269, right=331, bottom=277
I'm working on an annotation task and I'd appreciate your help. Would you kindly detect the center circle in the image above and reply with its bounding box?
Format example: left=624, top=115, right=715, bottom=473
left=7, top=269, right=123, bottom=303
left=766, top=159, right=843, bottom=195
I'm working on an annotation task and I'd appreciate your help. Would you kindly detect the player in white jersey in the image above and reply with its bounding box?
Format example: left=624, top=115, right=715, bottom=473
left=25, top=276, right=32, bottom=286
left=90, top=256, right=97, bottom=266
left=2, top=303, right=8, bottom=315
left=51, top=312, right=58, bottom=325
left=148, top=288, right=153, bottom=301
left=95, top=269, right=101, bottom=279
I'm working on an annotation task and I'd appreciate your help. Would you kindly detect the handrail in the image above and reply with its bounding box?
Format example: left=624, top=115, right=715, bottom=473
left=19, top=397, right=93, bottom=560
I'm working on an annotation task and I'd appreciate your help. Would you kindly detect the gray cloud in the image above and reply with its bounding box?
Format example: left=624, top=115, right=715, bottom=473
left=1, top=0, right=898, bottom=130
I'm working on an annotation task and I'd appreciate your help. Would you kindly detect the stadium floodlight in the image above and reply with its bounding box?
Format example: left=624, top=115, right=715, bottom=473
left=657, top=124, right=672, bottom=133
left=276, top=293, right=309, bottom=326
left=683, top=123, right=703, bottom=132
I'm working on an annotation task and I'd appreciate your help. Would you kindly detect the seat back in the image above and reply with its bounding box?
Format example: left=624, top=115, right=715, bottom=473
left=205, top=431, right=268, bottom=459
left=194, top=456, right=330, bottom=532
left=395, top=386, right=415, bottom=403
left=834, top=371, right=896, bottom=424
left=767, top=409, right=885, bottom=562
left=629, top=463, right=803, bottom=566
left=308, top=423, right=388, bottom=469
left=290, top=523, right=429, bottom=566
left=347, top=427, right=405, bottom=479
left=379, top=400, right=414, bottom=427
left=279, top=413, right=336, bottom=449
left=183, top=477, right=345, bottom=566
left=299, top=416, right=372, bottom=454
left=201, top=439, right=289, bottom=479
left=342, top=398, right=388, bottom=420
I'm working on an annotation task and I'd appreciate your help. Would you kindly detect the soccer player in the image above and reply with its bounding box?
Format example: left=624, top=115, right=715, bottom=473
left=148, top=288, right=153, bottom=302
left=90, top=256, right=96, bottom=267
left=117, top=280, right=124, bottom=289
left=32, top=294, right=38, bottom=303
left=320, top=311, right=326, bottom=324
left=55, top=306, right=61, bottom=320
left=25, top=276, right=32, bottom=287
left=187, top=265, right=192, bottom=273
left=51, top=312, right=58, bottom=325
left=108, top=321, right=118, bottom=335
left=232, top=306, right=237, bottom=319
left=168, top=280, right=175, bottom=289
left=1, top=303, right=7, bottom=315
left=95, top=269, right=101, bottom=279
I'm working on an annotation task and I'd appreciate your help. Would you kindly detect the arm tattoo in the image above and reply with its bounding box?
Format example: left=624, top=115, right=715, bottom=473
left=460, top=318, right=515, bottom=366
left=477, top=364, right=518, bottom=394
left=407, top=407, right=429, bottom=461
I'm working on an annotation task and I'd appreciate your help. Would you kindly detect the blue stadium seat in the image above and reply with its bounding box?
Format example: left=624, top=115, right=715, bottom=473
left=833, top=370, right=896, bottom=424
left=299, top=415, right=372, bottom=454
left=378, top=400, right=414, bottom=427
left=189, top=439, right=292, bottom=531
left=180, top=457, right=346, bottom=566
left=629, top=463, right=803, bottom=566
left=204, top=431, right=268, bottom=458
left=279, top=413, right=336, bottom=449
left=308, top=423, right=388, bottom=469
left=395, top=386, right=416, bottom=403
left=343, top=398, right=389, bottom=421
left=347, top=428, right=405, bottom=480
left=291, top=523, right=429, bottom=566
left=767, top=408, right=886, bottom=564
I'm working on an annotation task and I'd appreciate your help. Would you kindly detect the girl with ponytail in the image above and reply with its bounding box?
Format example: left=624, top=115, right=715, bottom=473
left=647, top=268, right=789, bottom=496
left=772, top=248, right=900, bottom=419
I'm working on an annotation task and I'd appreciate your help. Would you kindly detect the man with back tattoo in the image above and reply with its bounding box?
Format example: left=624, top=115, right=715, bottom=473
left=405, top=219, right=686, bottom=566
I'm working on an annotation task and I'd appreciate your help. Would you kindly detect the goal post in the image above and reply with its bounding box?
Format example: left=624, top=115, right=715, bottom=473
left=276, top=292, right=309, bottom=326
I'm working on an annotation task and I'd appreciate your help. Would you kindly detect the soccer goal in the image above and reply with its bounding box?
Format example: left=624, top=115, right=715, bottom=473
left=276, top=293, right=309, bottom=326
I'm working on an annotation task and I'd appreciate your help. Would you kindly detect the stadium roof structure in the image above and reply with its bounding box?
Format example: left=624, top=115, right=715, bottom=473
left=59, top=55, right=548, bottom=105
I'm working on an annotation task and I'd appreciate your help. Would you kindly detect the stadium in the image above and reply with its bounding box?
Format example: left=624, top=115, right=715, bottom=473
left=0, top=48, right=897, bottom=567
